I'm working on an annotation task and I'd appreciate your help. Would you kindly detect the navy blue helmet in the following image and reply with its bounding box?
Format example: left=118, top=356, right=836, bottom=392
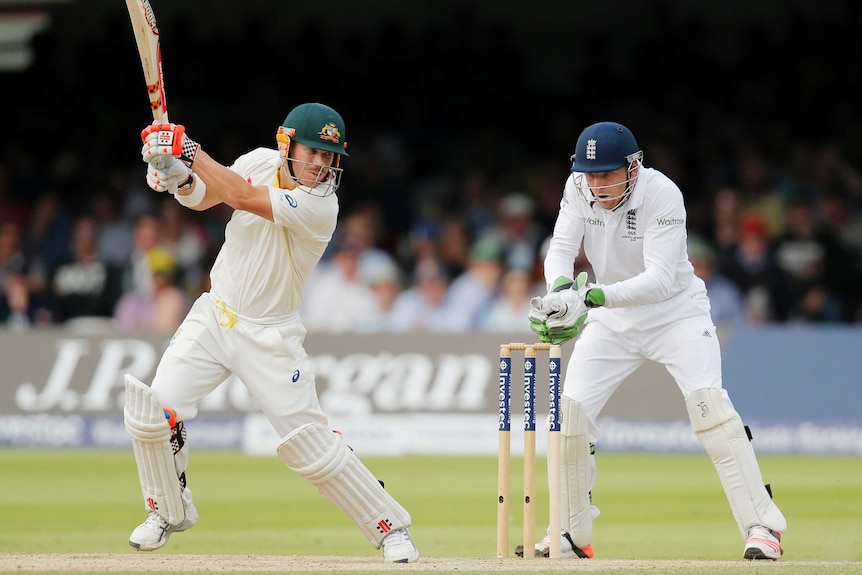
left=571, top=122, right=642, bottom=173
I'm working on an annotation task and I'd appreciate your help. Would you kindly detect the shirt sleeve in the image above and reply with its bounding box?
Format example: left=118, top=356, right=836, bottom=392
left=229, top=148, right=338, bottom=240
left=269, top=187, right=339, bottom=240
left=601, top=182, right=687, bottom=307
left=543, top=176, right=584, bottom=290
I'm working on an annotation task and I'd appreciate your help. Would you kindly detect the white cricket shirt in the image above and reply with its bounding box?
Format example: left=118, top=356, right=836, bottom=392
left=544, top=166, right=711, bottom=332
left=208, top=148, right=338, bottom=318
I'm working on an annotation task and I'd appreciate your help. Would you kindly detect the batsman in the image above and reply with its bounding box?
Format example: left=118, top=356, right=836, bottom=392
left=528, top=122, right=786, bottom=560
left=124, top=103, right=419, bottom=563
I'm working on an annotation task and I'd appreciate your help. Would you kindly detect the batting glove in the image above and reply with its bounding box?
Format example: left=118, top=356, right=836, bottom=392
left=146, top=156, right=193, bottom=194
left=141, top=122, right=200, bottom=167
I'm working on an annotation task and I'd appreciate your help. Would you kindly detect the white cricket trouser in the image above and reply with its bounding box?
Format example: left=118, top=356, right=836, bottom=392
left=563, top=315, right=731, bottom=444
left=151, top=293, right=327, bottom=438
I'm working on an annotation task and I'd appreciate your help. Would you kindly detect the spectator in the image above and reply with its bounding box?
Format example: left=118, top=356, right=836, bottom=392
left=437, top=215, right=472, bottom=279
left=113, top=247, right=190, bottom=333
left=774, top=197, right=853, bottom=322
left=120, top=214, right=164, bottom=297
left=480, top=268, right=534, bottom=333
left=301, top=234, right=379, bottom=333
left=822, top=189, right=862, bottom=253
left=91, top=189, right=134, bottom=268
left=718, top=215, right=791, bottom=323
left=436, top=237, right=504, bottom=331
left=735, top=146, right=786, bottom=239
left=158, top=198, right=207, bottom=295
left=338, top=207, right=399, bottom=281
left=480, top=192, right=545, bottom=272
left=387, top=257, right=451, bottom=332
left=0, top=220, right=27, bottom=283
left=51, top=216, right=121, bottom=323
left=1, top=220, right=32, bottom=328
left=21, top=192, right=72, bottom=294
left=688, top=236, right=744, bottom=327
left=707, top=185, right=742, bottom=255
left=2, top=272, right=32, bottom=330
left=356, top=257, right=403, bottom=333
left=397, top=219, right=441, bottom=278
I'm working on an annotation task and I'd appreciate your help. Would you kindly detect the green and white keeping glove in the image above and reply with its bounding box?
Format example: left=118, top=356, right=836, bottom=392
left=545, top=283, right=605, bottom=343
left=528, top=277, right=569, bottom=340
left=528, top=272, right=599, bottom=344
left=544, top=272, right=588, bottom=342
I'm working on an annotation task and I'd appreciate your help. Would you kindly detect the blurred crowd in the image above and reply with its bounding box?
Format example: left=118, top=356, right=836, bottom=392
left=2, top=155, right=861, bottom=334
left=2, top=2, right=862, bottom=333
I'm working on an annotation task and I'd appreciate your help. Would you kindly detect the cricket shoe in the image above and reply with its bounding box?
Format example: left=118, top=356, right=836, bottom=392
left=531, top=530, right=594, bottom=558
left=129, top=488, right=199, bottom=551
left=743, top=526, right=783, bottom=560
left=381, top=527, right=420, bottom=563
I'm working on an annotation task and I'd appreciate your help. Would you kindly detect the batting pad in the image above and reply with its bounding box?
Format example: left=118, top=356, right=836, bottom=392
left=686, top=388, right=787, bottom=537
left=559, top=396, right=593, bottom=548
left=277, top=422, right=411, bottom=547
left=123, top=374, right=185, bottom=526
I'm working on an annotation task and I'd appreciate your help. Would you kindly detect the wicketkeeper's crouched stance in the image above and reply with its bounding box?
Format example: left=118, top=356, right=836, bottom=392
left=529, top=121, right=786, bottom=561
left=124, top=102, right=418, bottom=563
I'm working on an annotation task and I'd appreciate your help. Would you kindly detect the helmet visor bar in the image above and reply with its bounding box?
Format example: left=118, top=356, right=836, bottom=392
left=572, top=154, right=641, bottom=212
left=288, top=158, right=343, bottom=197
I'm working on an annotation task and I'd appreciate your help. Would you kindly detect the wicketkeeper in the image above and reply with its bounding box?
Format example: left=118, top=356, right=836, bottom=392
left=124, top=103, right=419, bottom=563
left=528, top=121, right=786, bottom=560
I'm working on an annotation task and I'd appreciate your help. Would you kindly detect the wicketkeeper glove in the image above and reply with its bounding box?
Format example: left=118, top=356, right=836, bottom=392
left=528, top=272, right=592, bottom=344
left=584, top=288, right=605, bottom=308
left=546, top=284, right=605, bottom=342
left=141, top=123, right=200, bottom=167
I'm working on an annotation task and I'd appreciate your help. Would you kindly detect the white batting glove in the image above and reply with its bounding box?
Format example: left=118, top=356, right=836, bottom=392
left=140, top=123, right=200, bottom=166
left=141, top=131, right=169, bottom=166
left=146, top=157, right=192, bottom=194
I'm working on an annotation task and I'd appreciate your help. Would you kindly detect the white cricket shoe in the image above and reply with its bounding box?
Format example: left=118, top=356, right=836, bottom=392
left=381, top=527, right=419, bottom=563
left=129, top=488, right=199, bottom=551
left=532, top=530, right=594, bottom=558
left=743, top=526, right=783, bottom=560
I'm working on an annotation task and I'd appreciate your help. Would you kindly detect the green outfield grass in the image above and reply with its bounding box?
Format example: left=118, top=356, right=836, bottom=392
left=0, top=449, right=860, bottom=574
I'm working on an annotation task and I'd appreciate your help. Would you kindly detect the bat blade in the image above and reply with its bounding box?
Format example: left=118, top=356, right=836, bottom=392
left=125, top=0, right=167, bottom=123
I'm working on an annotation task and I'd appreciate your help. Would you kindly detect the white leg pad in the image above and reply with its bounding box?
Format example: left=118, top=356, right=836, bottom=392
left=277, top=422, right=411, bottom=548
left=560, top=396, right=592, bottom=548
left=686, top=388, right=787, bottom=537
left=123, top=374, right=185, bottom=525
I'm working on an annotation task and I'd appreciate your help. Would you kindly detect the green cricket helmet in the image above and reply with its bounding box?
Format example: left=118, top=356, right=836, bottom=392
left=276, top=103, right=348, bottom=196
left=280, top=102, right=348, bottom=157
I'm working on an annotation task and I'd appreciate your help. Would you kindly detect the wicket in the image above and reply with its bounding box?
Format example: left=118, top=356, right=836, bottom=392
left=496, top=342, right=562, bottom=559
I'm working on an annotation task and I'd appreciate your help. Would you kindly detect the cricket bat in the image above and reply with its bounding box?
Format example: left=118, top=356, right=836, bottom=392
left=125, top=0, right=168, bottom=123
